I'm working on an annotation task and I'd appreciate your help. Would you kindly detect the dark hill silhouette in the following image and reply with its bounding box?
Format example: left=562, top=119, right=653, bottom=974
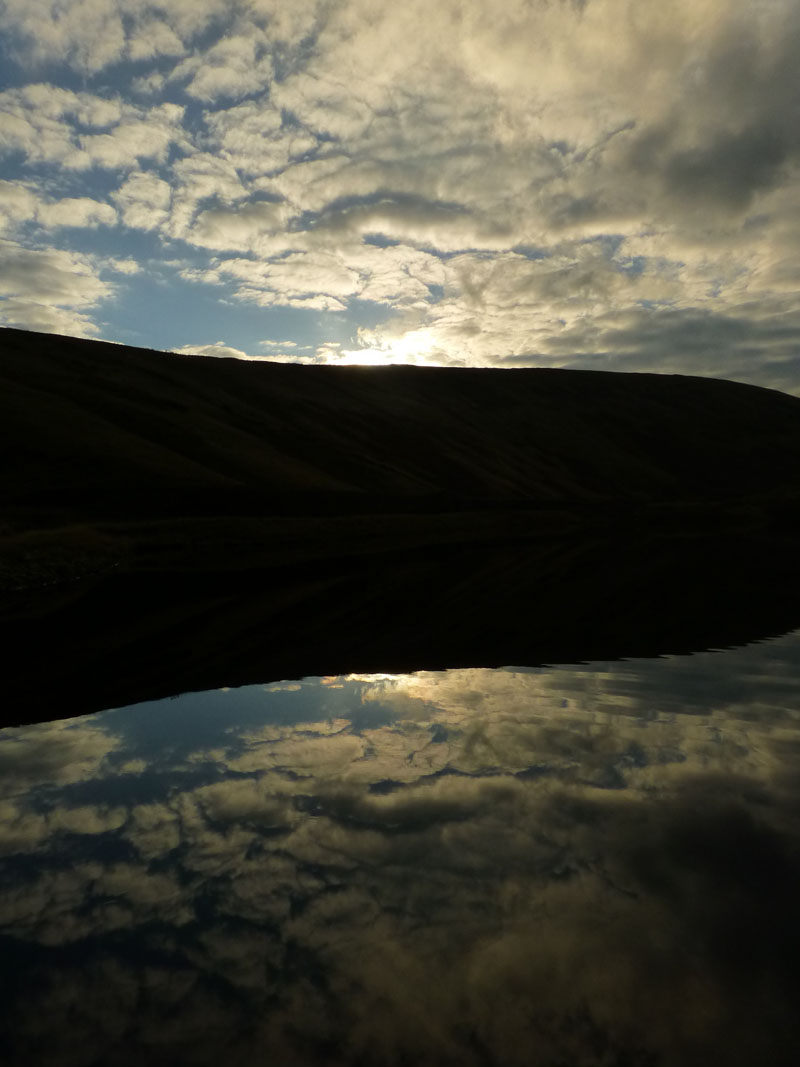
left=2, top=326, right=800, bottom=524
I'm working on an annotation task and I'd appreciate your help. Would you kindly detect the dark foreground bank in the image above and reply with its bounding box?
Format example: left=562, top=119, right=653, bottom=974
left=3, top=526, right=800, bottom=725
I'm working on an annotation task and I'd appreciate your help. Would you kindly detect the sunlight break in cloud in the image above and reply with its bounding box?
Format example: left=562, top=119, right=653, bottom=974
left=0, top=0, right=799, bottom=392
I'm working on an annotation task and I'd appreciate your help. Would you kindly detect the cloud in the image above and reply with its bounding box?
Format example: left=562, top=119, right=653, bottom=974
left=0, top=0, right=223, bottom=72
left=204, top=100, right=314, bottom=176
left=0, top=85, right=186, bottom=170
left=126, top=17, right=185, bottom=63
left=36, top=196, right=117, bottom=228
left=170, top=31, right=274, bottom=102
left=0, top=182, right=114, bottom=241
left=187, top=200, right=286, bottom=251
left=0, top=715, right=119, bottom=798
left=0, top=239, right=114, bottom=335
left=0, top=0, right=324, bottom=76
left=166, top=152, right=250, bottom=233
left=304, top=193, right=513, bottom=252
left=185, top=251, right=361, bottom=311
left=171, top=340, right=268, bottom=361
left=0, top=179, right=38, bottom=231
left=72, top=105, right=185, bottom=170
left=112, top=171, right=172, bottom=230
left=617, top=5, right=800, bottom=220
left=107, top=257, right=140, bottom=274
left=0, top=0, right=128, bottom=73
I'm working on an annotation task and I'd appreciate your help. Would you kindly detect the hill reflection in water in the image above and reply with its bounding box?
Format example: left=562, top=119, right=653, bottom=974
left=1, top=633, right=800, bottom=1065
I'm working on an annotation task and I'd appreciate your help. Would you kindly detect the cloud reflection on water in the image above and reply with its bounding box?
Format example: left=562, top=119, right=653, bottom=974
left=1, top=635, right=799, bottom=1064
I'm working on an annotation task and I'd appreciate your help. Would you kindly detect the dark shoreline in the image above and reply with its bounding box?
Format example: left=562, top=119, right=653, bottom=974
left=4, top=526, right=800, bottom=728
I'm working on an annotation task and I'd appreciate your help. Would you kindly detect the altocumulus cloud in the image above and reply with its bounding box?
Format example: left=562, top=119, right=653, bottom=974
left=0, top=0, right=799, bottom=390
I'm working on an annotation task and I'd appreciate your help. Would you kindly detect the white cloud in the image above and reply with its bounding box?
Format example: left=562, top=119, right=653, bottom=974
left=171, top=31, right=274, bottom=102
left=108, top=257, right=140, bottom=274
left=0, top=0, right=227, bottom=72
left=0, top=298, right=101, bottom=337
left=72, top=106, right=184, bottom=170
left=126, top=17, right=185, bottom=62
left=112, top=171, right=172, bottom=230
left=0, top=180, right=38, bottom=232
left=0, top=86, right=186, bottom=170
left=203, top=100, right=315, bottom=176
left=36, top=197, right=117, bottom=228
left=0, top=182, right=117, bottom=238
left=171, top=340, right=268, bottom=361
left=163, top=152, right=251, bottom=239
left=0, top=0, right=127, bottom=72
left=186, top=251, right=361, bottom=311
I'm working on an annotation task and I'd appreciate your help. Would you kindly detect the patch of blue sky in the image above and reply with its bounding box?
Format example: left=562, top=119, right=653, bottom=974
left=329, top=298, right=391, bottom=340
left=432, top=247, right=500, bottom=261
left=96, top=265, right=392, bottom=359
left=362, top=234, right=402, bottom=248
left=585, top=233, right=625, bottom=258
left=511, top=245, right=548, bottom=260
left=636, top=299, right=675, bottom=311
left=46, top=223, right=160, bottom=262
left=99, top=270, right=323, bottom=355
left=34, top=167, right=128, bottom=201
left=617, top=255, right=648, bottom=277
left=0, top=152, right=36, bottom=183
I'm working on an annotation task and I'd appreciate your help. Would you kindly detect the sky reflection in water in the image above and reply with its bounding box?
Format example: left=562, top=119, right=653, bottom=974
left=1, top=635, right=800, bottom=1066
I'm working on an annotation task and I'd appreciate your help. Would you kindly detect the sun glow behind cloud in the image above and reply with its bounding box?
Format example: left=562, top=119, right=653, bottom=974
left=0, top=0, right=799, bottom=390
left=330, top=328, right=441, bottom=366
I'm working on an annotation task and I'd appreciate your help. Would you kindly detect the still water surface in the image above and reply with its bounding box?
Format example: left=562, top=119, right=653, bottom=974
left=1, top=634, right=800, bottom=1065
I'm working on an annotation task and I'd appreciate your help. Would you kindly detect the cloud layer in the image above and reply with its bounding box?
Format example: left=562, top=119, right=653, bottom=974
left=0, top=1, right=799, bottom=389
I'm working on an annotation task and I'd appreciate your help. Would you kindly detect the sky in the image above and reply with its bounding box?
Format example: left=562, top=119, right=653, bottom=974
left=1, top=1, right=799, bottom=391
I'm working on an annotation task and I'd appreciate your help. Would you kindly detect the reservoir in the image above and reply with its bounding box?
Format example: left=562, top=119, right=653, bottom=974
left=1, top=632, right=799, bottom=1065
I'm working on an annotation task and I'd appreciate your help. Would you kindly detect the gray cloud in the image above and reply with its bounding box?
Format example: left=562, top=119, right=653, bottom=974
left=0, top=239, right=114, bottom=335
left=533, top=303, right=800, bottom=392
left=621, top=4, right=800, bottom=218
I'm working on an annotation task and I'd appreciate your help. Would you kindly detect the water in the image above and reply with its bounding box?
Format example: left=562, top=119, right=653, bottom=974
left=1, top=634, right=800, bottom=1065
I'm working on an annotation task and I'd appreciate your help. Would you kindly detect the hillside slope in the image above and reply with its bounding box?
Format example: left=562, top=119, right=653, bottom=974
left=3, top=327, right=800, bottom=525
